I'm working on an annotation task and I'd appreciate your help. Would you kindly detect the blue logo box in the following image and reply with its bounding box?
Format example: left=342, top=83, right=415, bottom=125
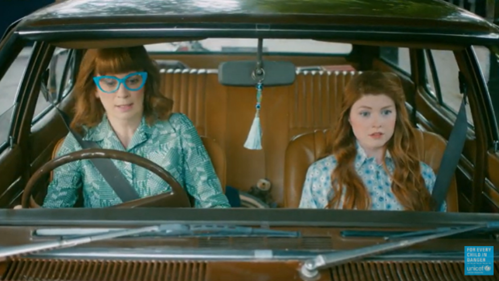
left=464, top=246, right=494, bottom=276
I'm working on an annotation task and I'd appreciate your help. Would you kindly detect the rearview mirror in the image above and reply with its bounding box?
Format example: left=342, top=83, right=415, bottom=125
left=218, top=60, right=296, bottom=87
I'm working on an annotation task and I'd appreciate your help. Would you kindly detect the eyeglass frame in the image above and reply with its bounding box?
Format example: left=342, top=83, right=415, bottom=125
left=93, top=71, right=148, bottom=94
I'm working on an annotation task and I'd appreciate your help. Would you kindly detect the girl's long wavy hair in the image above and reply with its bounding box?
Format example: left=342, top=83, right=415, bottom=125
left=70, top=46, right=173, bottom=133
left=326, top=71, right=434, bottom=211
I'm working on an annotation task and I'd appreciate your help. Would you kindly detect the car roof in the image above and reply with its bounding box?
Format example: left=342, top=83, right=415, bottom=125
left=13, top=0, right=499, bottom=44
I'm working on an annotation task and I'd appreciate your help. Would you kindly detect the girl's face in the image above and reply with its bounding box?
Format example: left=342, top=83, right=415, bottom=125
left=349, top=94, right=397, bottom=158
left=94, top=71, right=146, bottom=123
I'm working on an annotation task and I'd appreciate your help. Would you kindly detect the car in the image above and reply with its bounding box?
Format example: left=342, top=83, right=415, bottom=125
left=0, top=0, right=498, bottom=280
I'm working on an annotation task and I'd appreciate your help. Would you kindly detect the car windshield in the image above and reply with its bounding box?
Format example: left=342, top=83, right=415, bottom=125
left=0, top=35, right=496, bottom=213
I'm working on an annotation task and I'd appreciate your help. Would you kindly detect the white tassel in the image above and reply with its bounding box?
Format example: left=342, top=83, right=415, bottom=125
left=245, top=80, right=263, bottom=150
left=244, top=113, right=262, bottom=150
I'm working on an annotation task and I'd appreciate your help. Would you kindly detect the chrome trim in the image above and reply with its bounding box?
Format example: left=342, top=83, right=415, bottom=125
left=29, top=248, right=321, bottom=261
left=17, top=28, right=499, bottom=41
left=26, top=248, right=484, bottom=261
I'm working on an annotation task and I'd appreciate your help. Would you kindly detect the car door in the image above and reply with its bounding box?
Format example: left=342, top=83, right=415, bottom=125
left=473, top=44, right=499, bottom=213
left=0, top=32, right=75, bottom=208
left=0, top=32, right=35, bottom=208
left=27, top=46, right=76, bottom=204
left=414, top=46, right=499, bottom=212
left=486, top=143, right=499, bottom=212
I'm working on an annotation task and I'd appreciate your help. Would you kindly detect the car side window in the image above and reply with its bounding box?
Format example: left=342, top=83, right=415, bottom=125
left=32, top=48, right=74, bottom=124
left=472, top=45, right=499, bottom=128
left=380, top=47, right=411, bottom=74
left=0, top=46, right=33, bottom=149
left=423, top=49, right=474, bottom=127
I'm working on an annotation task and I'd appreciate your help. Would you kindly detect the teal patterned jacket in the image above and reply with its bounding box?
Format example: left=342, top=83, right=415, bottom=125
left=42, top=113, right=230, bottom=208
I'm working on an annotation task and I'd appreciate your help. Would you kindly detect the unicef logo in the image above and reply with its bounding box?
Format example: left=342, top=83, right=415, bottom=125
left=464, top=246, right=494, bottom=275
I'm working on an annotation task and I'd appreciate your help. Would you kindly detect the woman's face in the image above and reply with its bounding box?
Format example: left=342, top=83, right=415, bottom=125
left=349, top=94, right=397, bottom=157
left=94, top=71, right=145, bottom=123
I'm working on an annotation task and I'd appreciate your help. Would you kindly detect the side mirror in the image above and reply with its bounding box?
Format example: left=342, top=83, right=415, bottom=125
left=40, top=55, right=59, bottom=104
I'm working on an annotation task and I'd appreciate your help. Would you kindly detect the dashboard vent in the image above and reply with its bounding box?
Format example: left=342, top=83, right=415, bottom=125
left=330, top=261, right=499, bottom=281
left=2, top=259, right=207, bottom=281
left=2, top=258, right=498, bottom=281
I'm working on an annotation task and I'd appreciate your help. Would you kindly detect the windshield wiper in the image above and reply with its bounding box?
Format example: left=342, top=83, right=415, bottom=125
left=383, top=225, right=498, bottom=240
left=0, top=224, right=300, bottom=261
left=34, top=224, right=299, bottom=238
left=299, top=221, right=499, bottom=280
left=340, top=225, right=499, bottom=240
left=130, top=224, right=300, bottom=238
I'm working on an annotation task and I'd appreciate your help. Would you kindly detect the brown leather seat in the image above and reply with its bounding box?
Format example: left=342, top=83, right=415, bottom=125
left=160, top=68, right=360, bottom=207
left=283, top=129, right=459, bottom=212
left=50, top=136, right=227, bottom=193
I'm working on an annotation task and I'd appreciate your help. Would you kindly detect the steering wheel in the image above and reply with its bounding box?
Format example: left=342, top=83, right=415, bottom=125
left=21, top=148, right=192, bottom=208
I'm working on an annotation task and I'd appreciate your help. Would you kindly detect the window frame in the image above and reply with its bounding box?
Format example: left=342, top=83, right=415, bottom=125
left=31, top=48, right=75, bottom=125
left=0, top=32, right=29, bottom=152
left=421, top=48, right=475, bottom=129
left=379, top=46, right=412, bottom=76
left=423, top=49, right=443, bottom=104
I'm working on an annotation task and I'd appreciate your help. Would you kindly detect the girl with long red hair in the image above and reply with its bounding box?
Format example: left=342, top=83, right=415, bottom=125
left=299, top=71, right=446, bottom=211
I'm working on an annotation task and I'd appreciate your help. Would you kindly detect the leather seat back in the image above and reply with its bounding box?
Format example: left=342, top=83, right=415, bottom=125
left=283, top=129, right=458, bottom=211
left=50, top=136, right=227, bottom=193
left=160, top=68, right=361, bottom=207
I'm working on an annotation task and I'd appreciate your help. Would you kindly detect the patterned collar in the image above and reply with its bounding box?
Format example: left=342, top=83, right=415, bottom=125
left=83, top=114, right=154, bottom=151
left=354, top=140, right=392, bottom=169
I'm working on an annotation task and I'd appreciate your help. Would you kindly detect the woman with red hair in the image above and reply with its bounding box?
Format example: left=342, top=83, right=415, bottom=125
left=43, top=46, right=230, bottom=209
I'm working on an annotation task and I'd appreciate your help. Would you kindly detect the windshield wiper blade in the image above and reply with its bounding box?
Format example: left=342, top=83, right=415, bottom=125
left=299, top=221, right=499, bottom=280
left=340, top=224, right=498, bottom=240
left=35, top=225, right=300, bottom=238
left=383, top=225, right=494, bottom=240
left=136, top=224, right=300, bottom=238
left=0, top=224, right=300, bottom=261
left=0, top=224, right=160, bottom=262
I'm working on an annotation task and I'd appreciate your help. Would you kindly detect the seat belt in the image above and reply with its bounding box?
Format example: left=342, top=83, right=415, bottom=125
left=54, top=108, right=140, bottom=202
left=431, top=72, right=468, bottom=211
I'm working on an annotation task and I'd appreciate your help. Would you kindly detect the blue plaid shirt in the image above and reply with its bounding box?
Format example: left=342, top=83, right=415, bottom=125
left=43, top=113, right=230, bottom=208
left=299, top=142, right=446, bottom=211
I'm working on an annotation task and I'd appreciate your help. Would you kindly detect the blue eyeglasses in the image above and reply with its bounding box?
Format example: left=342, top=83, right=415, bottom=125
left=93, top=71, right=148, bottom=94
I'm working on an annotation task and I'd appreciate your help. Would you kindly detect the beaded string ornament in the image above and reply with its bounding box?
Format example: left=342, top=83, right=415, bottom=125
left=244, top=69, right=265, bottom=150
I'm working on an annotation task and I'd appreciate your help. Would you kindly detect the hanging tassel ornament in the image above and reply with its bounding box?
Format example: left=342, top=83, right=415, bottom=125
left=244, top=81, right=263, bottom=150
